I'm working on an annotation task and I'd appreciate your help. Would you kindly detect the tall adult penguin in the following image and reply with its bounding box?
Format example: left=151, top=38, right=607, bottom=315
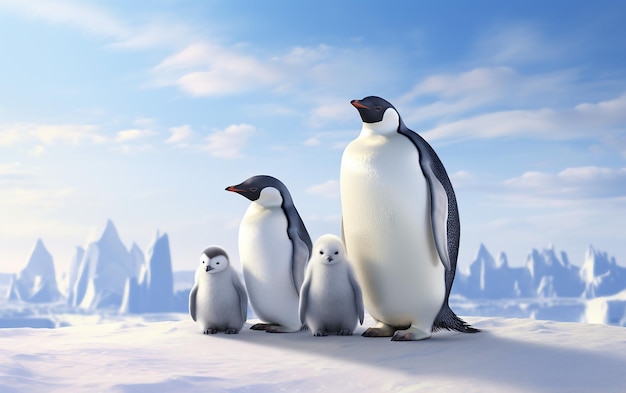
left=226, top=175, right=312, bottom=333
left=340, top=96, right=478, bottom=341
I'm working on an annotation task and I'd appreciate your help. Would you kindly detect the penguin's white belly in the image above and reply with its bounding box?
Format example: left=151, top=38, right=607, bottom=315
left=305, top=266, right=358, bottom=332
left=196, top=274, right=241, bottom=330
left=340, top=135, right=445, bottom=327
left=239, top=204, right=300, bottom=329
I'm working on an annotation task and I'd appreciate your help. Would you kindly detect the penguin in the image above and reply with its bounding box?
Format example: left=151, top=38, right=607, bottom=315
left=340, top=96, right=478, bottom=341
left=299, top=234, right=364, bottom=336
left=226, top=175, right=312, bottom=333
left=189, top=246, right=248, bottom=334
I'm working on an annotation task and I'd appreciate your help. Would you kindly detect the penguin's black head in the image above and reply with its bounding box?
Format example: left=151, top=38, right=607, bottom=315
left=351, top=96, right=396, bottom=124
left=200, top=246, right=229, bottom=273
left=225, top=175, right=286, bottom=202
left=202, top=246, right=228, bottom=260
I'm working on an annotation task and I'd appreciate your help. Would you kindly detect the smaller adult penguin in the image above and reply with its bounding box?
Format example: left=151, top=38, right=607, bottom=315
left=299, top=234, right=364, bottom=336
left=226, top=175, right=312, bottom=333
left=189, top=246, right=247, bottom=334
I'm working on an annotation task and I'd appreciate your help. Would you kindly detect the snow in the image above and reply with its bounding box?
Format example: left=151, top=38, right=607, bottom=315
left=1, top=315, right=625, bottom=392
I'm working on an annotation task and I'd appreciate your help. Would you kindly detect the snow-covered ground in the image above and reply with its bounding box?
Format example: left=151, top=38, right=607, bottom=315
left=1, top=314, right=625, bottom=393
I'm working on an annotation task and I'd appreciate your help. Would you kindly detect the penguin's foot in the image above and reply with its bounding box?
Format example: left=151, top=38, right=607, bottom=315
left=362, top=322, right=395, bottom=337
left=250, top=323, right=276, bottom=331
left=203, top=328, right=218, bottom=335
left=313, top=330, right=328, bottom=337
left=224, top=328, right=239, bottom=334
left=391, top=326, right=432, bottom=342
left=337, top=329, right=353, bottom=336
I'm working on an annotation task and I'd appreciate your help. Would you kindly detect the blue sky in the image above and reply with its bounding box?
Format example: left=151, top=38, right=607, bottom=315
left=1, top=0, right=625, bottom=275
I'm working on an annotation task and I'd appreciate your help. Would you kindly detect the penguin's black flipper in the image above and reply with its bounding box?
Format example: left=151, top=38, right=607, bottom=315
left=286, top=211, right=312, bottom=296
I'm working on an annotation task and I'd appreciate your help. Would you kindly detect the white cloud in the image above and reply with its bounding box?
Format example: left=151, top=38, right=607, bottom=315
left=115, top=129, right=154, bottom=142
left=449, top=170, right=479, bottom=190
left=421, top=94, right=626, bottom=143
left=0, top=122, right=162, bottom=150
left=0, top=128, right=23, bottom=146
left=0, top=162, right=34, bottom=186
left=0, top=186, right=76, bottom=210
left=308, top=100, right=355, bottom=127
left=0, top=0, right=127, bottom=39
left=4, top=122, right=103, bottom=147
left=32, top=124, right=98, bottom=145
left=205, top=124, right=257, bottom=158
left=29, top=145, right=45, bottom=156
left=304, top=137, right=321, bottom=146
left=166, top=125, right=194, bottom=144
left=303, top=130, right=355, bottom=150
left=114, top=144, right=154, bottom=154
left=503, top=166, right=626, bottom=201
left=151, top=41, right=399, bottom=99
left=306, top=180, right=340, bottom=199
left=399, top=67, right=580, bottom=124
left=475, top=24, right=567, bottom=65
left=152, top=42, right=279, bottom=96
left=402, top=67, right=518, bottom=101
left=0, top=0, right=196, bottom=50
left=278, top=45, right=331, bottom=66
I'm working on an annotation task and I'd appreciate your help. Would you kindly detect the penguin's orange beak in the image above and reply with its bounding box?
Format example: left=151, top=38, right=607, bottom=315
left=225, top=186, right=245, bottom=193
left=351, top=100, right=369, bottom=109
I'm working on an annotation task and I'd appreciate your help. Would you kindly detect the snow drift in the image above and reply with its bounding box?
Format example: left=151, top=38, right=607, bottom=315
left=0, top=315, right=625, bottom=392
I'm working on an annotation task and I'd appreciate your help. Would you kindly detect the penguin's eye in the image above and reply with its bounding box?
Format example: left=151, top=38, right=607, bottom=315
left=250, top=187, right=258, bottom=192
left=216, top=261, right=220, bottom=265
left=374, top=106, right=382, bottom=111
left=319, top=250, right=324, bottom=255
left=334, top=251, right=339, bottom=255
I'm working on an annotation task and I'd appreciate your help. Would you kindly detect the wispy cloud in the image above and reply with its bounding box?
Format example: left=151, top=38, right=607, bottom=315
left=115, top=129, right=155, bottom=142
left=0, top=162, right=36, bottom=187
left=0, top=123, right=105, bottom=146
left=474, top=23, right=569, bottom=65
left=0, top=162, right=75, bottom=211
left=0, top=0, right=126, bottom=39
left=205, top=124, right=257, bottom=158
left=306, top=180, right=340, bottom=199
left=402, top=67, right=519, bottom=100
left=166, top=125, right=194, bottom=145
left=503, top=166, right=626, bottom=201
left=399, top=66, right=581, bottom=124
left=308, top=98, right=356, bottom=128
left=303, top=130, right=355, bottom=150
left=420, top=94, right=626, bottom=144
left=0, top=122, right=162, bottom=151
left=0, top=0, right=197, bottom=50
left=152, top=42, right=279, bottom=96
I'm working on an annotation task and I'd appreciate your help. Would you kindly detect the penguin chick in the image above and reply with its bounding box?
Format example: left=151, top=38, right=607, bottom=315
left=189, top=246, right=247, bottom=334
left=299, top=234, right=364, bottom=337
